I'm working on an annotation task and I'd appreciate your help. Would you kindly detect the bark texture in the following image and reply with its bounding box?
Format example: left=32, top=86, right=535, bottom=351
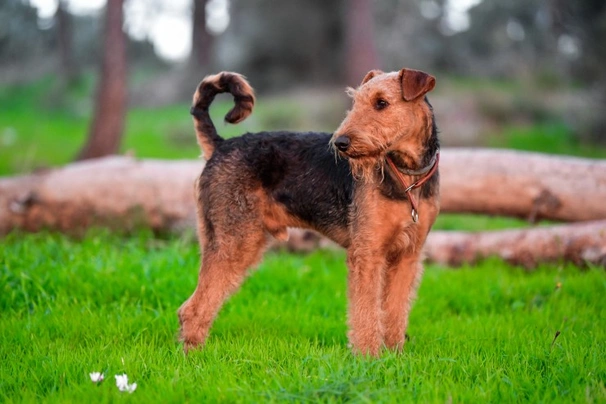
left=286, top=223, right=606, bottom=268
left=76, top=0, right=127, bottom=160
left=425, top=221, right=606, bottom=268
left=344, top=0, right=380, bottom=85
left=0, top=157, right=199, bottom=235
left=190, top=0, right=213, bottom=70
left=439, top=149, right=606, bottom=222
left=55, top=0, right=78, bottom=85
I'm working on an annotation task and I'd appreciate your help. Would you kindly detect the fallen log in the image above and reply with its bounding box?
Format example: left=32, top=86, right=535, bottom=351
left=425, top=221, right=606, bottom=268
left=0, top=156, right=200, bottom=235
left=439, top=149, right=606, bottom=222
left=285, top=223, right=606, bottom=268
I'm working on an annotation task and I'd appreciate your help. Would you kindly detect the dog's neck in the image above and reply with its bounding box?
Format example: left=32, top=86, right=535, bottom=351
left=385, top=140, right=438, bottom=175
left=387, top=149, right=439, bottom=176
left=385, top=107, right=440, bottom=175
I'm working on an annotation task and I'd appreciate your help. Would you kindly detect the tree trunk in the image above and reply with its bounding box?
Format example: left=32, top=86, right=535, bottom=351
left=76, top=0, right=127, bottom=161
left=55, top=0, right=78, bottom=85
left=344, top=0, right=380, bottom=85
left=190, top=0, right=213, bottom=71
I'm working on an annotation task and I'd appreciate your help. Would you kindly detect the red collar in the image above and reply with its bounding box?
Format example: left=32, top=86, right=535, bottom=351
left=385, top=150, right=440, bottom=222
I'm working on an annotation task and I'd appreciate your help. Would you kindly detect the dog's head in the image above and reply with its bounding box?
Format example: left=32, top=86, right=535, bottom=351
left=331, top=68, right=436, bottom=181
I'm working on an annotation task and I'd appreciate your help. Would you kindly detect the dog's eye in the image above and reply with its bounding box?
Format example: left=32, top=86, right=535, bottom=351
left=374, top=99, right=389, bottom=110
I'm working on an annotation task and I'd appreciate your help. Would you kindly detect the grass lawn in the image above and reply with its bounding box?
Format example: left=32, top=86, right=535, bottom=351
left=1, top=231, right=605, bottom=402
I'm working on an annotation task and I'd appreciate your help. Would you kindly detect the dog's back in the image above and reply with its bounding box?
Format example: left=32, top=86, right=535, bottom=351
left=202, top=130, right=354, bottom=241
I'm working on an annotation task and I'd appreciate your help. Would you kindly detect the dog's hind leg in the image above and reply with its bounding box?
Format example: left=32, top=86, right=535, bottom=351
left=178, top=228, right=266, bottom=352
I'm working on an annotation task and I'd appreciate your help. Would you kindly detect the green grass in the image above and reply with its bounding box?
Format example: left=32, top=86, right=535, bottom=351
left=489, top=122, right=606, bottom=159
left=433, top=213, right=535, bottom=231
left=1, top=231, right=605, bottom=402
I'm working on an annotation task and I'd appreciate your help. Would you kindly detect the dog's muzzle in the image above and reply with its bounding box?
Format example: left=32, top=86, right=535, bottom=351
left=333, top=135, right=351, bottom=152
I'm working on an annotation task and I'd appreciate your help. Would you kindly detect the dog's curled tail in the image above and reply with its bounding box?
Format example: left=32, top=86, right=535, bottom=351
left=190, top=72, right=255, bottom=159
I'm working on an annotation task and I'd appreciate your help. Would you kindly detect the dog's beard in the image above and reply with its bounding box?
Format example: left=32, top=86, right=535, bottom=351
left=330, top=135, right=388, bottom=183
left=348, top=156, right=384, bottom=183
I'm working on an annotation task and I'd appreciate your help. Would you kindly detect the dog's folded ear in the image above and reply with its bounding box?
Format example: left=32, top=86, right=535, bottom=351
left=360, top=69, right=384, bottom=86
left=399, top=68, right=436, bottom=101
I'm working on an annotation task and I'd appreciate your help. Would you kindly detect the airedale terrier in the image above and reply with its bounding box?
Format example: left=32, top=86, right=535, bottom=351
left=179, top=68, right=440, bottom=356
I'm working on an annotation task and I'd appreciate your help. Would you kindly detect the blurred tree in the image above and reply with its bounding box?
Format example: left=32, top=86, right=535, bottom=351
left=55, top=0, right=79, bottom=85
left=344, top=0, right=380, bottom=85
left=0, top=0, right=52, bottom=65
left=549, top=0, right=606, bottom=142
left=374, top=1, right=432, bottom=72
left=400, top=0, right=555, bottom=78
left=190, top=0, right=213, bottom=71
left=549, top=0, right=606, bottom=82
left=76, top=0, right=127, bottom=160
left=218, top=0, right=344, bottom=91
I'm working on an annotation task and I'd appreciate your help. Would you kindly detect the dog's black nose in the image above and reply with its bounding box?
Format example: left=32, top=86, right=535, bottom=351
left=334, top=135, right=350, bottom=152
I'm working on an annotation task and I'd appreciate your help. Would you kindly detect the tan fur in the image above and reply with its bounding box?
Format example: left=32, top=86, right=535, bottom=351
left=330, top=69, right=439, bottom=355
left=179, top=68, right=439, bottom=357
left=333, top=70, right=435, bottom=182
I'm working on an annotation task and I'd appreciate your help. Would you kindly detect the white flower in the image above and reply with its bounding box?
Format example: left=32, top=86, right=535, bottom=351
left=115, top=373, right=137, bottom=393
left=89, top=372, right=104, bottom=383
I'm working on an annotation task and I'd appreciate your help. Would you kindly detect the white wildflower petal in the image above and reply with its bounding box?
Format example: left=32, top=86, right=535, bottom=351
left=115, top=373, right=137, bottom=393
left=115, top=374, right=128, bottom=390
left=89, top=372, right=104, bottom=383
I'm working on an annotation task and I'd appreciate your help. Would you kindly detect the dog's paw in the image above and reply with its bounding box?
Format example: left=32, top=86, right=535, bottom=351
left=177, top=305, right=209, bottom=353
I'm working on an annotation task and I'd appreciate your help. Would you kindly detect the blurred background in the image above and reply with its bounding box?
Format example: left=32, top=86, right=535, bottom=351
left=1, top=0, right=605, bottom=174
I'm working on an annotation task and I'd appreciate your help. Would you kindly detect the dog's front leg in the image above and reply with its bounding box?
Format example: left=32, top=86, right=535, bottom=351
left=381, top=200, right=438, bottom=351
left=346, top=251, right=386, bottom=356
left=381, top=254, right=424, bottom=351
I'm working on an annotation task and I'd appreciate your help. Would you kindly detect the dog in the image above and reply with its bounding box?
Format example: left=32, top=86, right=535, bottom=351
left=178, top=68, right=440, bottom=356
